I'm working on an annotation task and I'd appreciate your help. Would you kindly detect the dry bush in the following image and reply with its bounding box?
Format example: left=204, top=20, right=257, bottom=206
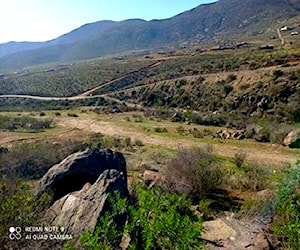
left=162, top=146, right=222, bottom=200
left=232, top=149, right=247, bottom=168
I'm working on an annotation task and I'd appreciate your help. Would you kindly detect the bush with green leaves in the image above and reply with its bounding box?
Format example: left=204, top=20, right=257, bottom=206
left=0, top=115, right=53, bottom=132
left=0, top=179, right=51, bottom=248
left=272, top=165, right=300, bottom=250
left=79, top=184, right=203, bottom=250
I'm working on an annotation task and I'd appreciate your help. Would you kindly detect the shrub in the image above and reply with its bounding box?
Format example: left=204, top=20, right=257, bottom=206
left=273, top=70, right=284, bottom=80
left=0, top=115, right=53, bottom=132
left=240, top=164, right=272, bottom=191
left=0, top=179, right=51, bottom=248
left=232, top=149, right=247, bottom=168
left=154, top=127, right=168, bottom=133
left=163, top=147, right=222, bottom=200
left=272, top=166, right=300, bottom=250
left=80, top=185, right=204, bottom=250
left=134, top=139, right=144, bottom=147
left=124, top=137, right=132, bottom=147
left=176, top=126, right=186, bottom=135
left=67, top=113, right=78, bottom=117
left=0, top=141, right=86, bottom=179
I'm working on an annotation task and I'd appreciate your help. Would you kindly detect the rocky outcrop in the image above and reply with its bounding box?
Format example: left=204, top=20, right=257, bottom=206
left=38, top=148, right=127, bottom=202
left=283, top=129, right=300, bottom=148
left=38, top=148, right=128, bottom=240
left=215, top=129, right=245, bottom=140
left=44, top=168, right=128, bottom=237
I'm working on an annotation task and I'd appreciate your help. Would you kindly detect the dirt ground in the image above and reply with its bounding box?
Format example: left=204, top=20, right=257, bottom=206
left=56, top=116, right=299, bottom=166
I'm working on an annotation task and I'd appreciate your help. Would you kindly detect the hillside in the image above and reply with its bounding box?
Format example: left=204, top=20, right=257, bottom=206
left=0, top=0, right=299, bottom=69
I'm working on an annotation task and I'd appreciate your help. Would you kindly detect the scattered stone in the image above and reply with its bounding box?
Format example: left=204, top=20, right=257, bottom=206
left=283, top=129, right=300, bottom=148
left=143, top=170, right=164, bottom=187
left=215, top=129, right=245, bottom=140
left=256, top=189, right=275, bottom=200
left=171, top=112, right=186, bottom=122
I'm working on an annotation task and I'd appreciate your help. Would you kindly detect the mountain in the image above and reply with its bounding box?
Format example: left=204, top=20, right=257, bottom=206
left=0, top=0, right=299, bottom=69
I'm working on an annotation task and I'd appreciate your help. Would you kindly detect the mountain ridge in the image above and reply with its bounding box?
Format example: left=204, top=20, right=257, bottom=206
left=0, top=0, right=299, bottom=69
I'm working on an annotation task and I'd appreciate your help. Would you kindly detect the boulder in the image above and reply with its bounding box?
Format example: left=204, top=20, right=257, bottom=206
left=143, top=170, right=164, bottom=187
left=171, top=112, right=185, bottom=122
left=38, top=148, right=127, bottom=202
left=44, top=168, right=128, bottom=238
left=283, top=129, right=300, bottom=148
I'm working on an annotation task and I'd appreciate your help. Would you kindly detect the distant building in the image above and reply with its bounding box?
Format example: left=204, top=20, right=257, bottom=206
left=259, top=44, right=274, bottom=50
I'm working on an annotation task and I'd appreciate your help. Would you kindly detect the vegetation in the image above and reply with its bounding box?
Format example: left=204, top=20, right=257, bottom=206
left=272, top=165, right=300, bottom=250
left=163, top=147, right=222, bottom=201
left=80, top=185, right=203, bottom=250
left=0, top=179, right=51, bottom=248
left=0, top=115, right=53, bottom=132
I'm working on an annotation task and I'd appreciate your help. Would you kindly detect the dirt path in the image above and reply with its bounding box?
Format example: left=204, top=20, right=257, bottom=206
left=57, top=118, right=299, bottom=165
left=277, top=28, right=286, bottom=46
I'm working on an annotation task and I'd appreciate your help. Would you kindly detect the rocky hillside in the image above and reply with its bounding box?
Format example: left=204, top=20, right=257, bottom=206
left=0, top=0, right=299, bottom=69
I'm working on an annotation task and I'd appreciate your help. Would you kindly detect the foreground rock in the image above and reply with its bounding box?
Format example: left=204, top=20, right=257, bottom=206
left=202, top=216, right=270, bottom=250
left=283, top=129, right=300, bottom=148
left=39, top=148, right=128, bottom=240
left=38, top=148, right=127, bottom=202
left=44, top=168, right=128, bottom=238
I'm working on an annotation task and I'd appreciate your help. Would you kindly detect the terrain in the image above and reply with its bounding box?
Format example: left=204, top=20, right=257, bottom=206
left=0, top=0, right=300, bottom=69
left=0, top=0, right=300, bottom=249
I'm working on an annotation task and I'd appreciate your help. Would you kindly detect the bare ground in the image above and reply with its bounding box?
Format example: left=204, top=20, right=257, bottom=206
left=56, top=117, right=299, bottom=166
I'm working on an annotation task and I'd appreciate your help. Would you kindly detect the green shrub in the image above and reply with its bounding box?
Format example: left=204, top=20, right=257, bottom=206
left=0, top=180, right=51, bottom=248
left=154, top=127, right=168, bottom=133
left=81, top=185, right=204, bottom=250
left=272, top=166, right=300, bottom=250
left=0, top=115, right=53, bottom=132
left=232, top=149, right=247, bottom=168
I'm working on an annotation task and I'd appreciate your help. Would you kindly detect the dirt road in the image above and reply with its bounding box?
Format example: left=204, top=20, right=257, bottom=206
left=57, top=117, right=299, bottom=166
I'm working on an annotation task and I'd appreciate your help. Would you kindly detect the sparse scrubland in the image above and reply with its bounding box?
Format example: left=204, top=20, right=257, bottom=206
left=0, top=42, right=299, bottom=249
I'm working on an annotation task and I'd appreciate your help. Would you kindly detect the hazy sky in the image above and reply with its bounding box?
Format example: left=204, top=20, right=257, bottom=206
left=0, top=0, right=216, bottom=43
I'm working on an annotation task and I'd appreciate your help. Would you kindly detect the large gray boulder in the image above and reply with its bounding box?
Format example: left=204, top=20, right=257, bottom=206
left=44, top=168, right=128, bottom=238
left=37, top=148, right=128, bottom=241
left=38, top=148, right=127, bottom=202
left=283, top=129, right=300, bottom=148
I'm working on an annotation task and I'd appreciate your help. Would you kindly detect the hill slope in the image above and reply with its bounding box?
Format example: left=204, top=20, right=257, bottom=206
left=0, top=0, right=299, bottom=69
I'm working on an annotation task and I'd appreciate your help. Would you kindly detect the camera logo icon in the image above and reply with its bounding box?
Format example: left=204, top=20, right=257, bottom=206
left=9, top=227, right=22, bottom=240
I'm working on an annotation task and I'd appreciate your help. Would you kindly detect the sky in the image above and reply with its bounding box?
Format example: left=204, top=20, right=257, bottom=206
left=0, top=0, right=216, bottom=43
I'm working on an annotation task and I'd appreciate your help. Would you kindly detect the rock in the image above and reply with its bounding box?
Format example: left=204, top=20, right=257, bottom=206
left=0, top=146, right=9, bottom=153
left=171, top=112, right=185, bottom=122
left=283, top=129, right=300, bottom=148
left=38, top=148, right=127, bottom=202
left=143, top=170, right=164, bottom=188
left=202, top=217, right=270, bottom=250
left=44, top=168, right=128, bottom=239
left=256, top=189, right=275, bottom=200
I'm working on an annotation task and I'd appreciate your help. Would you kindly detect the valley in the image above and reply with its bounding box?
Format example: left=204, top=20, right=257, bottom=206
left=0, top=0, right=300, bottom=249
